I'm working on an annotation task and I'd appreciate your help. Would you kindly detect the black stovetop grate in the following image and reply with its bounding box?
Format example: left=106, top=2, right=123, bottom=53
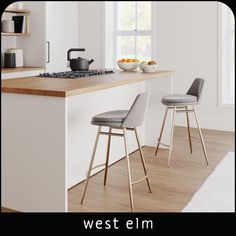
left=37, top=69, right=114, bottom=78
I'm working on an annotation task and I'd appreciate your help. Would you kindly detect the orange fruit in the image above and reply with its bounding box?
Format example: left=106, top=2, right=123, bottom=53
left=148, top=60, right=157, bottom=65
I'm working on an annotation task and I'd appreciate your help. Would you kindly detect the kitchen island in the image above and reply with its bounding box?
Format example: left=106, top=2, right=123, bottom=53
left=1, top=70, right=173, bottom=212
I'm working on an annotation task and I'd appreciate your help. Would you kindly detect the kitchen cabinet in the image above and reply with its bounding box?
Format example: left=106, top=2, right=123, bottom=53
left=1, top=2, right=79, bottom=75
left=19, top=1, right=79, bottom=72
left=45, top=2, right=78, bottom=72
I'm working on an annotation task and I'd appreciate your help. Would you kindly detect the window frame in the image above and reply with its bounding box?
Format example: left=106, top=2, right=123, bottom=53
left=218, top=3, right=235, bottom=108
left=113, top=1, right=152, bottom=64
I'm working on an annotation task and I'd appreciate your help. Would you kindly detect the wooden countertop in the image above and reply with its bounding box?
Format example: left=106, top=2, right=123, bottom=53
left=1, top=66, right=44, bottom=74
left=1, top=70, right=174, bottom=97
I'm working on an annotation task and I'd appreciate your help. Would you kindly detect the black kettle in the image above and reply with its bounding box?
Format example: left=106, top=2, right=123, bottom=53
left=67, top=48, right=94, bottom=71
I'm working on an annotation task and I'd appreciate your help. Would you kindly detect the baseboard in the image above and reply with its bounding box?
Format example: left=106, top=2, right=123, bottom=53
left=175, top=116, right=234, bottom=132
left=1, top=207, right=18, bottom=213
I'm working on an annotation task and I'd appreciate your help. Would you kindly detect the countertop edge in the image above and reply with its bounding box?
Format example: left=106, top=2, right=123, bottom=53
left=1, top=87, right=66, bottom=97
left=66, top=71, right=174, bottom=97
left=2, top=70, right=174, bottom=97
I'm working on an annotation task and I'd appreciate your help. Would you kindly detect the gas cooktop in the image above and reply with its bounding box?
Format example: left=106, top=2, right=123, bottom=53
left=37, top=69, right=114, bottom=79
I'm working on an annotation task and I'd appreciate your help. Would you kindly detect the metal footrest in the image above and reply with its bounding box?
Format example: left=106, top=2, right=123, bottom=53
left=100, top=132, right=124, bottom=137
left=131, top=175, right=148, bottom=185
left=191, top=136, right=201, bottom=140
left=86, top=163, right=106, bottom=175
left=176, top=109, right=194, bottom=113
left=157, top=141, right=170, bottom=148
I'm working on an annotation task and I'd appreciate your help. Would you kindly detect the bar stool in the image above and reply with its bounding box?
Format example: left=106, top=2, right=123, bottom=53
left=155, top=78, right=209, bottom=167
left=80, top=92, right=152, bottom=212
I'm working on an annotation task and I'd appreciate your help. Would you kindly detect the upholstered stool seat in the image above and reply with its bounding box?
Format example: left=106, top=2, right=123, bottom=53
left=161, top=94, right=198, bottom=106
left=91, top=110, right=128, bottom=127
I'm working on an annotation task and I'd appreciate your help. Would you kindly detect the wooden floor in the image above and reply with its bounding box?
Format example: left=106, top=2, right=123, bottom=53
left=68, top=126, right=234, bottom=212
left=2, top=127, right=234, bottom=212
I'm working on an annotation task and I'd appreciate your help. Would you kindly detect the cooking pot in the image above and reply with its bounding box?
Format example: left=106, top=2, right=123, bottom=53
left=67, top=48, right=94, bottom=71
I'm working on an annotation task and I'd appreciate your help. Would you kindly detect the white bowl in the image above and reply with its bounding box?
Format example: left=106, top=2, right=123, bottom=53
left=142, top=64, right=158, bottom=73
left=117, top=61, right=140, bottom=72
left=139, top=63, right=147, bottom=70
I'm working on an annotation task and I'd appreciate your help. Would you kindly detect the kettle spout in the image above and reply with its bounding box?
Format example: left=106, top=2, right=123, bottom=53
left=89, top=59, right=94, bottom=65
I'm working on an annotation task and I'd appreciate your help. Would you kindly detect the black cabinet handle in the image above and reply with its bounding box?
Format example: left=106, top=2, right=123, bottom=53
left=46, top=41, right=50, bottom=63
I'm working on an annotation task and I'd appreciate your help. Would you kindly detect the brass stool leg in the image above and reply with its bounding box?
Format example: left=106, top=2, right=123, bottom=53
left=155, top=107, right=169, bottom=156
left=81, top=126, right=101, bottom=204
left=186, top=106, right=193, bottom=153
left=193, top=106, right=209, bottom=165
left=134, top=127, right=152, bottom=193
left=168, top=106, right=176, bottom=167
left=104, top=127, right=112, bottom=186
left=123, top=128, right=134, bottom=212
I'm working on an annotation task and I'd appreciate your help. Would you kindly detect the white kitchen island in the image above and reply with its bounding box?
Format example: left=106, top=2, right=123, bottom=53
left=1, top=70, right=173, bottom=212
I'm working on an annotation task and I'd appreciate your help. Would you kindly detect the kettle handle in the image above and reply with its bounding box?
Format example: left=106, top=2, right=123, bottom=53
left=67, top=48, right=85, bottom=61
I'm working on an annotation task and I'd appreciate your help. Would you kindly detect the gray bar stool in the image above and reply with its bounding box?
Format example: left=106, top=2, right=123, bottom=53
left=155, top=78, right=209, bottom=167
left=81, top=92, right=152, bottom=212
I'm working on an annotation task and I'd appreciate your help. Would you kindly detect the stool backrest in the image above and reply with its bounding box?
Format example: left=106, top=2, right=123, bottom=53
left=186, top=78, right=205, bottom=103
left=122, top=92, right=150, bottom=128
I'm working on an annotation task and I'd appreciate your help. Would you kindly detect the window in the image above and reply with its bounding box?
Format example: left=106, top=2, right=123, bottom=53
left=114, top=1, right=152, bottom=62
left=218, top=3, right=235, bottom=107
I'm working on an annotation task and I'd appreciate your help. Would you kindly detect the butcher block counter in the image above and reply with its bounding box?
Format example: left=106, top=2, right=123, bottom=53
left=2, top=69, right=173, bottom=212
left=1, top=70, right=173, bottom=97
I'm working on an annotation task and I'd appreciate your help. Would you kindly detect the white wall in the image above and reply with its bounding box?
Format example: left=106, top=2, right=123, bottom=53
left=152, top=1, right=234, bottom=131
left=77, top=1, right=104, bottom=69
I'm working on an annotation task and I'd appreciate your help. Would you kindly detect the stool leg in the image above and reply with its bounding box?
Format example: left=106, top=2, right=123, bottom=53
left=193, top=106, right=209, bottom=165
left=134, top=127, right=152, bottom=193
left=123, top=128, right=134, bottom=212
left=168, top=106, right=176, bottom=167
left=155, top=106, right=169, bottom=156
left=81, top=126, right=101, bottom=204
left=104, top=127, right=112, bottom=186
left=186, top=106, right=193, bottom=153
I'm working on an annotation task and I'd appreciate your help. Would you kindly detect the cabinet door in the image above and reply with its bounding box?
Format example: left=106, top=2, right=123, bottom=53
left=46, top=2, right=78, bottom=72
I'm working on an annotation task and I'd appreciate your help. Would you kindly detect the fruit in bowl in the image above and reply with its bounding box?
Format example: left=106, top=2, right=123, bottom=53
left=142, top=64, right=157, bottom=73
left=140, top=60, right=158, bottom=72
left=117, top=58, right=140, bottom=72
left=148, top=60, right=157, bottom=65
left=139, top=61, right=148, bottom=70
